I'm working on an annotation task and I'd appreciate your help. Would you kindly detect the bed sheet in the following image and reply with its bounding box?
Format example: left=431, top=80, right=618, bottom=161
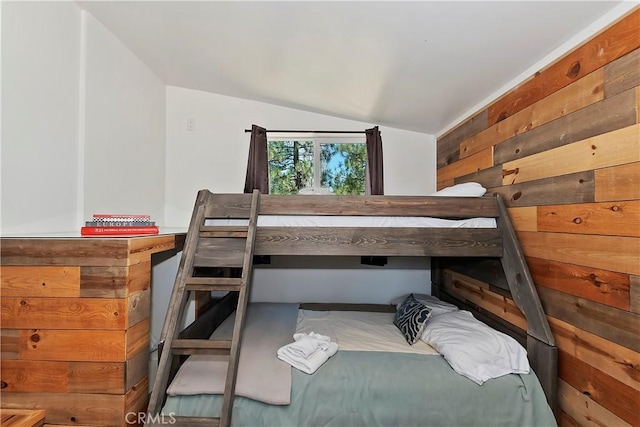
left=162, top=350, right=556, bottom=426
left=163, top=307, right=555, bottom=426
left=206, top=216, right=497, bottom=228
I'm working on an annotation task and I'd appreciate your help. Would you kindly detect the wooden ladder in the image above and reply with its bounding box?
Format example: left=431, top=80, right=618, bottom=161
left=147, top=190, right=260, bottom=427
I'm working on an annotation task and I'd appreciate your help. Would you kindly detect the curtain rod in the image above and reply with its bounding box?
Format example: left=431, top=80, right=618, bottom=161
left=244, top=129, right=366, bottom=134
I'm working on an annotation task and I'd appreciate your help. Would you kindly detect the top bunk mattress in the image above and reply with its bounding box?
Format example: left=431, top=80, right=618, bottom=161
left=206, top=216, right=497, bottom=228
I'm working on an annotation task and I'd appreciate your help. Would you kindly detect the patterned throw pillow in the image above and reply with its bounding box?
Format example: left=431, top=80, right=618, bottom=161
left=394, top=294, right=432, bottom=345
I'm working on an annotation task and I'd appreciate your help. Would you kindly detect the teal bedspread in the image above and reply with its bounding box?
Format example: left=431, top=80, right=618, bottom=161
left=162, top=350, right=556, bottom=426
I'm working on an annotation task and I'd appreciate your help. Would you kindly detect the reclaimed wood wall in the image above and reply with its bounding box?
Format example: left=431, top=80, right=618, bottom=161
left=436, top=8, right=640, bottom=426
left=0, top=235, right=183, bottom=426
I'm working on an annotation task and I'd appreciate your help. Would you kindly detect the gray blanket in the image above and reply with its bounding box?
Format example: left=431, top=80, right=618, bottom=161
left=166, top=303, right=300, bottom=405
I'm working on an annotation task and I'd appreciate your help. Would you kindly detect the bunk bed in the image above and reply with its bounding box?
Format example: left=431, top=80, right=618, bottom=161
left=151, top=187, right=558, bottom=426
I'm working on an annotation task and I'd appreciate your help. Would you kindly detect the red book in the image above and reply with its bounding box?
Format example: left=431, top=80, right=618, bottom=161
left=81, top=226, right=159, bottom=236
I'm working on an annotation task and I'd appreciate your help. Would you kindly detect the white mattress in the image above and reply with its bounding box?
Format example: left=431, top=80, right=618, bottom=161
left=206, top=215, right=497, bottom=228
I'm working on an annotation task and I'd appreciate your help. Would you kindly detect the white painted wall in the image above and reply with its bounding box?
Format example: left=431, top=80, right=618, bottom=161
left=1, top=2, right=81, bottom=234
left=82, top=12, right=166, bottom=222
left=165, top=86, right=436, bottom=226
left=1, top=4, right=167, bottom=233
left=164, top=86, right=436, bottom=311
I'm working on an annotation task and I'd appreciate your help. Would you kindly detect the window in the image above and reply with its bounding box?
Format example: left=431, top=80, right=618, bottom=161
left=267, top=136, right=366, bottom=195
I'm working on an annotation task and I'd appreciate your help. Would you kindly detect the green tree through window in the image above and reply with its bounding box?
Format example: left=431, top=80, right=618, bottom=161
left=268, top=140, right=366, bottom=195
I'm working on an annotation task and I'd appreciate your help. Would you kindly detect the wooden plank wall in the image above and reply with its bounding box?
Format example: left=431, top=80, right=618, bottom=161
left=0, top=235, right=182, bottom=426
left=436, top=8, right=640, bottom=426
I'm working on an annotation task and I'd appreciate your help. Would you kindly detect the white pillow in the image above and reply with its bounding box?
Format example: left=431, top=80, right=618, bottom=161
left=429, top=182, right=487, bottom=197
left=391, top=293, right=459, bottom=317
left=421, top=310, right=529, bottom=385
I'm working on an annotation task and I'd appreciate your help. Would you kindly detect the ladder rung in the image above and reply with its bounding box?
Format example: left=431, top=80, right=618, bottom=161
left=186, top=277, right=243, bottom=291
left=147, top=416, right=220, bottom=427
left=200, top=225, right=248, bottom=238
left=171, top=339, right=232, bottom=356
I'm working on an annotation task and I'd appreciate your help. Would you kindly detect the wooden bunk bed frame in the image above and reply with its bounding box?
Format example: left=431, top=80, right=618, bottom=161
left=154, top=190, right=557, bottom=423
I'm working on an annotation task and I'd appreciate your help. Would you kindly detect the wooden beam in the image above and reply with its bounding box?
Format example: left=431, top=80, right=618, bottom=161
left=496, top=194, right=555, bottom=345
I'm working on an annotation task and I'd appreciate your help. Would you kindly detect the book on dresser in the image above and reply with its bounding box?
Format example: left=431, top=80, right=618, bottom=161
left=81, top=213, right=159, bottom=236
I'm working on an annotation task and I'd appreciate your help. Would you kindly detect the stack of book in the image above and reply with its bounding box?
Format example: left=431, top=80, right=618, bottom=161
left=81, top=214, right=159, bottom=236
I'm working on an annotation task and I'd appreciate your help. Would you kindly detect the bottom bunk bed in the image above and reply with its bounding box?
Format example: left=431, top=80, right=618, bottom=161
left=160, top=302, right=557, bottom=426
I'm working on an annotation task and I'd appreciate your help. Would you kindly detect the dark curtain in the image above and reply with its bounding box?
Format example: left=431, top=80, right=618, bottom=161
left=362, top=126, right=387, bottom=266
left=244, top=124, right=271, bottom=264
left=365, top=126, right=384, bottom=196
left=244, top=124, right=269, bottom=194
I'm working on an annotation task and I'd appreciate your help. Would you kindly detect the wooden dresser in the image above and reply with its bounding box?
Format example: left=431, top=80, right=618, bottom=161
left=0, top=233, right=185, bottom=426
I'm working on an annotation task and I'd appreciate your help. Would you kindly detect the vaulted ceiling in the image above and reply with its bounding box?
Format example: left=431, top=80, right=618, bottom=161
left=77, top=1, right=631, bottom=135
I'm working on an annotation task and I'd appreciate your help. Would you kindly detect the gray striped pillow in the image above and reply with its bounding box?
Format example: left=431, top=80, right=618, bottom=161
left=394, top=294, right=432, bottom=345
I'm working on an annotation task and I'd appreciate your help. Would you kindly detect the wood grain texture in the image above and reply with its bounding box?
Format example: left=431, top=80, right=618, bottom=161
left=1, top=360, right=69, bottom=393
left=507, top=207, right=537, bottom=232
left=436, top=147, right=493, bottom=183
left=0, top=235, right=177, bottom=425
left=558, top=380, right=632, bottom=427
left=1, top=391, right=126, bottom=426
left=461, top=68, right=605, bottom=159
left=538, top=286, right=640, bottom=352
left=502, top=124, right=640, bottom=185
left=494, top=88, right=638, bottom=166
left=2, top=379, right=148, bottom=427
left=537, top=200, right=640, bottom=237
left=453, top=165, right=503, bottom=189
left=128, top=237, right=179, bottom=267
left=487, top=8, right=640, bottom=125
left=558, top=350, right=639, bottom=425
left=254, top=227, right=503, bottom=257
left=0, top=266, right=80, bottom=297
left=637, top=85, right=640, bottom=123
left=595, top=161, right=640, bottom=202
left=79, top=262, right=151, bottom=298
left=17, top=329, right=126, bottom=362
left=631, top=275, right=640, bottom=314
left=527, top=256, right=630, bottom=310
left=557, top=407, right=581, bottom=427
left=194, top=237, right=246, bottom=268
left=127, top=289, right=150, bottom=328
left=437, top=109, right=487, bottom=168
left=0, top=239, right=129, bottom=266
left=489, top=171, right=595, bottom=208
left=519, top=230, right=640, bottom=275
left=0, top=409, right=45, bottom=427
left=260, top=194, right=500, bottom=217
left=550, top=317, right=640, bottom=391
left=125, top=348, right=149, bottom=392
left=1, top=360, right=127, bottom=394
left=0, top=297, right=127, bottom=330
left=1, top=329, right=19, bottom=359
left=604, top=48, right=640, bottom=98
left=79, top=266, right=128, bottom=298
left=0, top=235, right=181, bottom=267
left=439, top=11, right=640, bottom=426
left=125, top=319, right=149, bottom=359
left=441, top=269, right=527, bottom=329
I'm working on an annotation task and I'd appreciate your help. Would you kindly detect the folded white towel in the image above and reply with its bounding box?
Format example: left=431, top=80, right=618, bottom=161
left=277, top=332, right=339, bottom=374
left=289, top=332, right=331, bottom=358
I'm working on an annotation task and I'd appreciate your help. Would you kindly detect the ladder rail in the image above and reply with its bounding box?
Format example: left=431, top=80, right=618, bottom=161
left=219, top=190, right=260, bottom=427
left=148, top=190, right=210, bottom=416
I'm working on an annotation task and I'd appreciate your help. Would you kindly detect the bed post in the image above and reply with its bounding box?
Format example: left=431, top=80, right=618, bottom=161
left=495, top=194, right=557, bottom=412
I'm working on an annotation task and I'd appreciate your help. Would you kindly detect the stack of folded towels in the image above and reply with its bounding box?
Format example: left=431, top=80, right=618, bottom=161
left=277, top=332, right=338, bottom=374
